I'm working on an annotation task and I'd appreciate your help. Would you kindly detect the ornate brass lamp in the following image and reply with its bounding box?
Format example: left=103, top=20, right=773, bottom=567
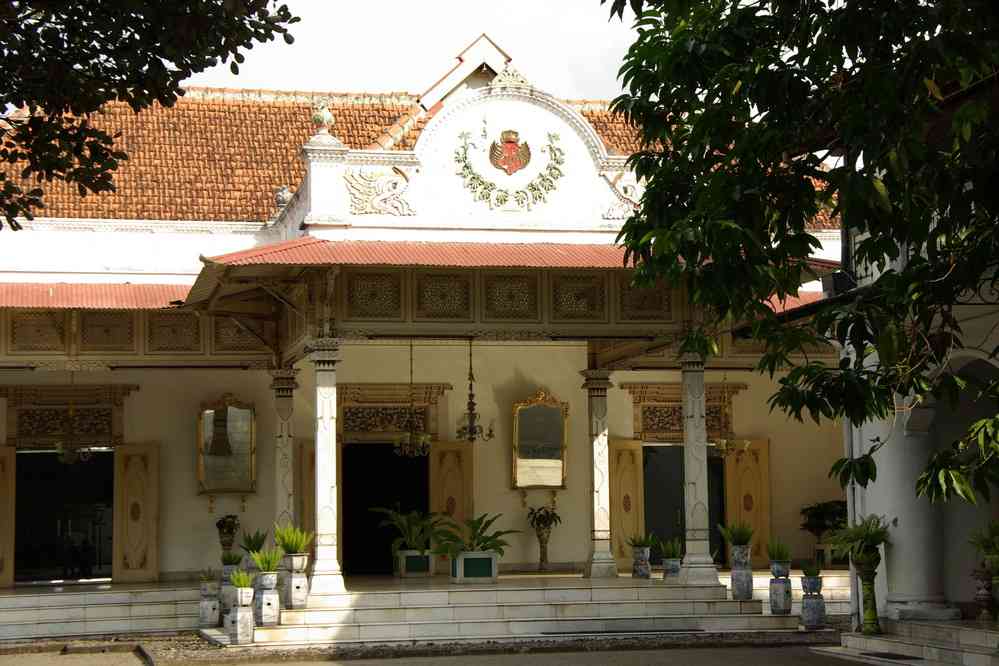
left=457, top=339, right=494, bottom=444
left=394, top=339, right=432, bottom=457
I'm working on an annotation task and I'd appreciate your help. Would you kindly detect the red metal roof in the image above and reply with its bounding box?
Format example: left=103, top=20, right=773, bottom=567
left=769, top=291, right=825, bottom=314
left=0, top=283, right=190, bottom=310
left=206, top=237, right=632, bottom=269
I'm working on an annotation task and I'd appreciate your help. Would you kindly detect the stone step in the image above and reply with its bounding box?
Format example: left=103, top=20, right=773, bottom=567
left=812, top=645, right=951, bottom=666
left=0, top=611, right=199, bottom=640
left=841, top=632, right=999, bottom=665
left=283, top=598, right=762, bottom=625
left=306, top=583, right=728, bottom=609
left=254, top=612, right=802, bottom=644
left=883, top=619, right=999, bottom=651
left=0, top=586, right=200, bottom=610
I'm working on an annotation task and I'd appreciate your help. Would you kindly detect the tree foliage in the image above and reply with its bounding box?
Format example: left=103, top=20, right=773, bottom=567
left=0, top=1, right=298, bottom=228
left=610, top=0, right=999, bottom=502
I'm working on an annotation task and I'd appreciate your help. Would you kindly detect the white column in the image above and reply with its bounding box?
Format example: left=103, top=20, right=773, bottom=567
left=306, top=337, right=345, bottom=594
left=863, top=399, right=958, bottom=620
left=581, top=369, right=618, bottom=578
left=269, top=368, right=299, bottom=528
left=679, top=353, right=720, bottom=586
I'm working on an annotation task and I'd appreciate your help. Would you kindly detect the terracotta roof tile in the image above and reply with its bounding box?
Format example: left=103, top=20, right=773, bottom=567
left=0, top=283, right=189, bottom=309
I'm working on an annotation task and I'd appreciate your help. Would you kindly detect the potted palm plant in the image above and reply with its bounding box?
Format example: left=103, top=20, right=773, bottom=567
left=801, top=561, right=826, bottom=629
left=250, top=548, right=282, bottom=626
left=968, top=520, right=999, bottom=620
left=767, top=539, right=792, bottom=578
left=767, top=539, right=793, bottom=615
left=828, top=514, right=891, bottom=635
left=220, top=550, right=243, bottom=616
left=370, top=506, right=446, bottom=577
left=273, top=523, right=314, bottom=610
left=527, top=505, right=562, bottom=571
left=435, top=513, right=519, bottom=583
left=240, top=529, right=268, bottom=574
left=661, top=537, right=683, bottom=580
left=800, top=501, right=847, bottom=566
left=225, top=570, right=256, bottom=645
left=627, top=533, right=658, bottom=579
left=719, top=522, right=754, bottom=601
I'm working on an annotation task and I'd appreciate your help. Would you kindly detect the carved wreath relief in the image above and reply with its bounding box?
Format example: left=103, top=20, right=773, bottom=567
left=455, top=131, right=565, bottom=210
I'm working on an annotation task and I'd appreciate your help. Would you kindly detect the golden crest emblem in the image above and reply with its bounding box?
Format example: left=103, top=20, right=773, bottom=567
left=489, top=130, right=531, bottom=176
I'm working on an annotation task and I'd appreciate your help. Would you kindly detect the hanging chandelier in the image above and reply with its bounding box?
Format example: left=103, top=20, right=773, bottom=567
left=57, top=372, right=91, bottom=465
left=457, top=339, right=494, bottom=444
left=393, top=339, right=432, bottom=457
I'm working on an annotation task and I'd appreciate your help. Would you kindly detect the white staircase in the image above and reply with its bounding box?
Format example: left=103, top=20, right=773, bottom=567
left=815, top=618, right=999, bottom=665
left=0, top=583, right=199, bottom=640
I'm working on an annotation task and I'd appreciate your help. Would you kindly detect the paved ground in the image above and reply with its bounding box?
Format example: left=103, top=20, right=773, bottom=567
left=0, top=646, right=850, bottom=665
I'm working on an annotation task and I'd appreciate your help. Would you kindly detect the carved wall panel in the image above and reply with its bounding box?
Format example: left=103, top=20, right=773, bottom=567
left=9, top=310, right=67, bottom=353
left=481, top=272, right=540, bottom=322
left=212, top=317, right=273, bottom=353
left=337, top=383, right=451, bottom=442
left=618, top=275, right=672, bottom=322
left=343, top=406, right=428, bottom=433
left=620, top=382, right=746, bottom=442
left=550, top=273, right=608, bottom=322
left=146, top=311, right=202, bottom=353
left=344, top=270, right=404, bottom=320
left=413, top=271, right=473, bottom=321
left=1, top=384, right=137, bottom=448
left=80, top=311, right=135, bottom=353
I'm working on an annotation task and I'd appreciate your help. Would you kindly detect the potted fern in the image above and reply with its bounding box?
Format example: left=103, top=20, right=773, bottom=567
left=627, top=533, right=658, bottom=579
left=719, top=522, right=754, bottom=601
left=435, top=513, right=519, bottom=583
left=240, top=529, right=268, bottom=574
left=527, top=505, right=562, bottom=571
left=273, top=523, right=314, bottom=610
left=220, top=550, right=243, bottom=616
left=767, top=539, right=793, bottom=615
left=250, top=548, right=282, bottom=626
left=828, top=514, right=891, bottom=635
left=767, top=539, right=791, bottom=579
left=801, top=561, right=826, bottom=629
left=661, top=537, right=683, bottom=579
left=370, top=506, right=447, bottom=577
left=225, top=570, right=256, bottom=645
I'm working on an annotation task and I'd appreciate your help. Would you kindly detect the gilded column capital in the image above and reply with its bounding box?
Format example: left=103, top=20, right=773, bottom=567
left=269, top=368, right=300, bottom=396
left=580, top=368, right=613, bottom=394
left=305, top=337, right=341, bottom=369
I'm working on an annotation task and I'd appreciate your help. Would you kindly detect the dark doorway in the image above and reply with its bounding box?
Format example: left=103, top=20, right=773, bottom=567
left=15, top=449, right=114, bottom=582
left=341, top=442, right=430, bottom=575
left=642, top=445, right=726, bottom=566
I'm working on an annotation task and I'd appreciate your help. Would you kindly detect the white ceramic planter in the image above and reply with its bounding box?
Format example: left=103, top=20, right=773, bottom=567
left=283, top=553, right=309, bottom=573
left=396, top=550, right=434, bottom=577
left=450, top=551, right=498, bottom=583
left=257, top=572, right=278, bottom=590
left=235, top=586, right=254, bottom=607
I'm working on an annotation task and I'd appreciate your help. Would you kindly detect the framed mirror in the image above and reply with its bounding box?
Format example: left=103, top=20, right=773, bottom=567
left=512, top=389, right=568, bottom=489
left=197, top=394, right=256, bottom=494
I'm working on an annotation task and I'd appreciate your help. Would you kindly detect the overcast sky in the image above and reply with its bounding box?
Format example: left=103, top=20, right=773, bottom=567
left=184, top=1, right=638, bottom=100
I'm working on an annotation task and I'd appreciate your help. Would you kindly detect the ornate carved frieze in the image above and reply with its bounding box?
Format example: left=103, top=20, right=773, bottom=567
left=337, top=382, right=452, bottom=443
left=550, top=273, right=608, bottom=322
left=344, top=167, right=416, bottom=216
left=343, top=406, right=428, bottom=433
left=344, top=270, right=404, bottom=320
left=481, top=272, right=540, bottom=321
left=9, top=310, right=68, bottom=353
left=79, top=311, right=135, bottom=353
left=212, top=317, right=274, bottom=353
left=146, top=311, right=202, bottom=353
left=618, top=275, right=672, bottom=322
left=413, top=271, right=473, bottom=321
left=1, top=384, right=137, bottom=448
left=620, top=382, right=747, bottom=442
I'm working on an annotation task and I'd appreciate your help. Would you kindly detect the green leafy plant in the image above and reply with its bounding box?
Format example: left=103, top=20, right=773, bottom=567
left=800, top=501, right=848, bottom=541
left=199, top=567, right=217, bottom=582
left=434, top=513, right=520, bottom=558
left=220, top=551, right=243, bottom=566
left=370, top=506, right=448, bottom=554
left=660, top=537, right=683, bottom=559
left=801, top=561, right=821, bottom=578
left=627, top=533, right=659, bottom=548
left=969, top=520, right=999, bottom=558
left=250, top=548, right=284, bottom=572
left=828, top=515, right=892, bottom=562
left=767, top=539, right=791, bottom=562
left=215, top=514, right=239, bottom=535
left=527, top=506, right=562, bottom=531
left=240, top=529, right=268, bottom=554
left=273, top=523, right=314, bottom=554
left=229, top=570, right=255, bottom=588
left=718, top=523, right=754, bottom=546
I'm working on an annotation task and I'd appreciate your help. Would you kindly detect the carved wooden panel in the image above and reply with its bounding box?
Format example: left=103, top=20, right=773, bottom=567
left=113, top=443, right=160, bottom=582
left=481, top=272, right=540, bottom=322
left=724, top=439, right=770, bottom=567
left=212, top=317, right=273, bottom=353
left=343, top=270, right=404, bottom=320
left=609, top=439, right=644, bottom=570
left=146, top=311, right=202, bottom=353
left=338, top=383, right=451, bottom=442
left=550, top=272, right=608, bottom=322
left=0, top=448, right=13, bottom=588
left=9, top=310, right=68, bottom=353
left=2, top=384, right=136, bottom=448
left=413, top=271, right=473, bottom=321
left=618, top=274, right=672, bottom=322
left=80, top=311, right=135, bottom=353
left=621, top=382, right=746, bottom=442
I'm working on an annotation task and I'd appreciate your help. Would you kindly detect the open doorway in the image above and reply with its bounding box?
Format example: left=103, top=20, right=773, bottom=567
left=14, top=449, right=114, bottom=582
left=341, top=442, right=430, bottom=575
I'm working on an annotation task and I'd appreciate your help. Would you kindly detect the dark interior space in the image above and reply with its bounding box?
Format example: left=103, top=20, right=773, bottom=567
left=14, top=449, right=114, bottom=582
left=643, top=445, right=726, bottom=565
left=342, top=442, right=430, bottom=575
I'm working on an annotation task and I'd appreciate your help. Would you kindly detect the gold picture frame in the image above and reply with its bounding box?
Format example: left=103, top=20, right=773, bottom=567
left=512, top=389, right=568, bottom=489
left=197, top=393, right=256, bottom=494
